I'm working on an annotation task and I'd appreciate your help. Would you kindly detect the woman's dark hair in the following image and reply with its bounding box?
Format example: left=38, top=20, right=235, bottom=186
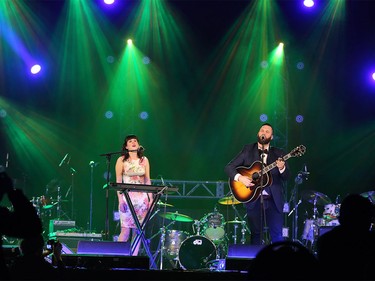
left=121, top=134, right=144, bottom=161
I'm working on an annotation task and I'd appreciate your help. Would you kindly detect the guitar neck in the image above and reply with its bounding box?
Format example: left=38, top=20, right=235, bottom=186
left=263, top=153, right=292, bottom=173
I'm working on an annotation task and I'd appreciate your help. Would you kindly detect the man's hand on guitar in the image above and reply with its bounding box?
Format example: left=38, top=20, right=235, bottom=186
left=239, top=175, right=255, bottom=187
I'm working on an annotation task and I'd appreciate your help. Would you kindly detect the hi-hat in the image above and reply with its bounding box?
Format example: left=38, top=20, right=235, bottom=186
left=302, top=190, right=331, bottom=206
left=159, top=211, right=193, bottom=222
left=361, top=191, right=375, bottom=204
left=218, top=196, right=241, bottom=205
left=157, top=201, right=173, bottom=207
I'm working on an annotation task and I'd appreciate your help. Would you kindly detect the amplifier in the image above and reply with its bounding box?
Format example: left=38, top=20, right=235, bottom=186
left=49, top=232, right=103, bottom=253
left=49, top=220, right=76, bottom=233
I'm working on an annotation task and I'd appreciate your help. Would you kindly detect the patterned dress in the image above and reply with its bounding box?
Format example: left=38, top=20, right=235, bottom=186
left=119, top=157, right=150, bottom=229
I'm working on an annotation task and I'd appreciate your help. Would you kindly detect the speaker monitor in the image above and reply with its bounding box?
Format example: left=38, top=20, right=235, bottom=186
left=77, top=241, right=131, bottom=256
left=225, top=244, right=265, bottom=271
left=227, top=244, right=265, bottom=258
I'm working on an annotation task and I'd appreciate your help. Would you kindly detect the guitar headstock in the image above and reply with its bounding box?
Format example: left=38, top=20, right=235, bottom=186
left=290, top=145, right=306, bottom=157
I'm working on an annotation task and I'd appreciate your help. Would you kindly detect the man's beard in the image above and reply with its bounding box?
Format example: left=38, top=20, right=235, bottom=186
left=257, top=135, right=271, bottom=145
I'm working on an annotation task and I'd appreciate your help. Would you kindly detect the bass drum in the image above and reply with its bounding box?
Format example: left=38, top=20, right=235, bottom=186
left=178, top=235, right=217, bottom=270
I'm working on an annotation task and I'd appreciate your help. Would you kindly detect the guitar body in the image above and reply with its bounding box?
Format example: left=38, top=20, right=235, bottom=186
left=229, top=161, right=273, bottom=203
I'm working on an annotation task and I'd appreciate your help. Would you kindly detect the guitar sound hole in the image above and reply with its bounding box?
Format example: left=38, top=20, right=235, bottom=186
left=252, top=172, right=259, bottom=180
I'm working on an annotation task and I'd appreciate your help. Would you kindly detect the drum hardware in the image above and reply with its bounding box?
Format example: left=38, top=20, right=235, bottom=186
left=156, top=201, right=174, bottom=207
left=226, top=219, right=247, bottom=245
left=361, top=190, right=375, bottom=204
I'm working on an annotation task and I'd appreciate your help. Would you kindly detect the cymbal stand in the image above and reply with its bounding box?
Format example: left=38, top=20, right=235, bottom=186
left=149, top=220, right=175, bottom=270
left=240, top=221, right=247, bottom=244
left=231, top=220, right=239, bottom=244
left=230, top=203, right=251, bottom=235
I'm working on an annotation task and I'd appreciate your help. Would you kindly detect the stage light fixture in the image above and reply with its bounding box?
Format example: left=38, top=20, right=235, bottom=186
left=260, top=114, right=268, bottom=122
left=105, top=111, right=114, bottom=119
left=303, top=0, right=314, bottom=8
left=30, top=64, right=41, bottom=74
left=139, top=111, right=149, bottom=120
left=127, top=39, right=133, bottom=45
left=296, top=62, right=305, bottom=70
left=296, top=115, right=304, bottom=123
left=372, top=72, right=375, bottom=81
left=0, top=109, right=7, bottom=118
left=104, top=0, right=115, bottom=5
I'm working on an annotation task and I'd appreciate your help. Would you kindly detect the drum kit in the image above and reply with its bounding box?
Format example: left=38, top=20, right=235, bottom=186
left=30, top=179, right=69, bottom=220
left=153, top=195, right=248, bottom=270
left=300, top=190, right=341, bottom=247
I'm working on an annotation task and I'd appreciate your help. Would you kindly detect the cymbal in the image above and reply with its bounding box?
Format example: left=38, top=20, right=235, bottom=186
left=218, top=196, right=241, bottom=205
left=302, top=190, right=331, bottom=205
left=226, top=219, right=245, bottom=224
left=361, top=191, right=375, bottom=204
left=43, top=202, right=57, bottom=209
left=159, top=211, right=193, bottom=222
left=157, top=201, right=173, bottom=207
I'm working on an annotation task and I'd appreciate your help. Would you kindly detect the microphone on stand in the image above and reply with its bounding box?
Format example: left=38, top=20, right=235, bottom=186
left=59, top=153, right=69, bottom=167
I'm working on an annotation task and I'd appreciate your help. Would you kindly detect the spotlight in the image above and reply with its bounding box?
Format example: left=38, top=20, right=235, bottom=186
left=260, top=114, right=268, bottom=122
left=296, top=62, right=304, bottom=70
left=30, top=64, right=41, bottom=74
left=127, top=39, right=133, bottom=45
left=372, top=72, right=375, bottom=81
left=296, top=115, right=304, bottom=123
left=0, top=109, right=7, bottom=118
left=303, top=0, right=314, bottom=8
left=104, top=0, right=115, bottom=4
left=139, top=111, right=149, bottom=120
left=142, top=56, right=151, bottom=65
left=107, top=56, right=115, bottom=64
left=105, top=111, right=114, bottom=119
left=260, top=61, right=269, bottom=69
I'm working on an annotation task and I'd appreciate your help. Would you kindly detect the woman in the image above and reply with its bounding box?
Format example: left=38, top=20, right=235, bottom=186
left=115, top=134, right=152, bottom=256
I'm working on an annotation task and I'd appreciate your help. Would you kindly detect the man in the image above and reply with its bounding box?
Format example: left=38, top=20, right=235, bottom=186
left=225, top=123, right=290, bottom=245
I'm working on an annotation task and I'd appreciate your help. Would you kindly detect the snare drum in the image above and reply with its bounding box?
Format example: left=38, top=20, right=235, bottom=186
left=201, top=212, right=225, bottom=243
left=178, top=235, right=217, bottom=270
left=163, top=230, right=189, bottom=258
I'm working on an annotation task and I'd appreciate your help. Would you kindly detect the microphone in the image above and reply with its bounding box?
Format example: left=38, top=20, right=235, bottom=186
left=59, top=153, right=69, bottom=167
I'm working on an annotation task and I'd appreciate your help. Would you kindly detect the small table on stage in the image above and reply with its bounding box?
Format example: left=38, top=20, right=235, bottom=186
left=105, top=182, right=178, bottom=269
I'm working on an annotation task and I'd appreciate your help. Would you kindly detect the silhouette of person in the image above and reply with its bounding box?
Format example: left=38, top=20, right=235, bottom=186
left=247, top=240, right=321, bottom=280
left=10, top=234, right=65, bottom=280
left=316, top=193, right=375, bottom=280
left=0, top=166, right=43, bottom=279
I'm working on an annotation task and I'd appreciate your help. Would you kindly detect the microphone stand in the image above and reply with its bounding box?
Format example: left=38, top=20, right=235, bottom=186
left=289, top=173, right=303, bottom=242
left=99, top=150, right=124, bottom=241
left=89, top=162, right=95, bottom=232
left=259, top=143, right=270, bottom=245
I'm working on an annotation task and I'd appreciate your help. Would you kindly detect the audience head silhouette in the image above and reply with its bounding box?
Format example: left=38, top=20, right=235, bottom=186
left=338, top=193, right=374, bottom=230
left=248, top=241, right=320, bottom=280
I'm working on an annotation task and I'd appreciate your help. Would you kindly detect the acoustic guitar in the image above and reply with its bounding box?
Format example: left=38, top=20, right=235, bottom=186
left=229, top=145, right=306, bottom=203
